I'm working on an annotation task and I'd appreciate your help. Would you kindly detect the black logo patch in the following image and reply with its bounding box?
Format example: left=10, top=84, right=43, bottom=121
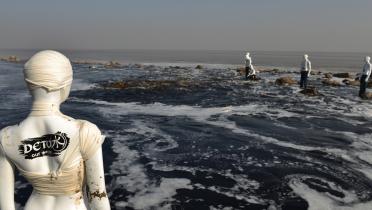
left=18, top=132, right=70, bottom=159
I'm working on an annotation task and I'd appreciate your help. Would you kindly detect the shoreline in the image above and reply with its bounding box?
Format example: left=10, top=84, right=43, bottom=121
left=0, top=55, right=360, bottom=74
left=0, top=49, right=366, bottom=73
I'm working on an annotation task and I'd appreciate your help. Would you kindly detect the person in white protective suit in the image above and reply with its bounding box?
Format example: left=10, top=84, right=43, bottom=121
left=300, top=54, right=311, bottom=89
left=245, top=52, right=257, bottom=80
left=0, top=50, right=111, bottom=210
left=359, top=56, right=372, bottom=98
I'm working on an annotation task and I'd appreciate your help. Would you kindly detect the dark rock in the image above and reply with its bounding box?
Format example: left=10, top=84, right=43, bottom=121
left=104, top=81, right=129, bottom=89
left=260, top=68, right=280, bottom=74
left=324, top=73, right=332, bottom=79
left=103, top=80, right=203, bottom=90
left=300, top=87, right=320, bottom=96
left=275, top=77, right=297, bottom=86
left=310, top=71, right=318, bottom=75
left=104, top=61, right=122, bottom=69
left=170, top=66, right=182, bottom=69
left=195, top=65, right=203, bottom=69
left=246, top=75, right=261, bottom=81
left=333, top=73, right=351, bottom=78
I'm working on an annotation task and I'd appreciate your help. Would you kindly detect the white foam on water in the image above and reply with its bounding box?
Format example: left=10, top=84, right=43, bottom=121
left=126, top=120, right=179, bottom=152
left=72, top=98, right=298, bottom=122
left=71, top=79, right=96, bottom=91
left=72, top=98, right=372, bottom=208
left=73, top=99, right=359, bottom=164
left=288, top=175, right=372, bottom=210
left=108, top=133, right=192, bottom=210
left=124, top=178, right=192, bottom=210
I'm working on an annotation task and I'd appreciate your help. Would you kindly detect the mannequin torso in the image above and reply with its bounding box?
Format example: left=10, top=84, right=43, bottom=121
left=0, top=50, right=110, bottom=210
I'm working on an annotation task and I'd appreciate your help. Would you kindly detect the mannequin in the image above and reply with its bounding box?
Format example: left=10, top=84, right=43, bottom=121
left=0, top=50, right=110, bottom=210
left=359, top=56, right=372, bottom=98
left=245, top=52, right=256, bottom=80
left=300, top=54, right=311, bottom=89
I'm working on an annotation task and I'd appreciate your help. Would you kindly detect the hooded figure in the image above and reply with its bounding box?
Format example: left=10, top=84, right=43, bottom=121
left=245, top=52, right=256, bottom=80
left=300, top=54, right=311, bottom=89
left=359, top=56, right=372, bottom=98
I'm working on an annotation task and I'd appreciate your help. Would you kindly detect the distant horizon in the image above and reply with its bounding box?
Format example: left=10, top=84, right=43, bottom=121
left=1, top=48, right=372, bottom=55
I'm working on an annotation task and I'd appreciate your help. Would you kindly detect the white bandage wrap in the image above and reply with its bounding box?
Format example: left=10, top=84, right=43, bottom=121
left=24, top=50, right=73, bottom=92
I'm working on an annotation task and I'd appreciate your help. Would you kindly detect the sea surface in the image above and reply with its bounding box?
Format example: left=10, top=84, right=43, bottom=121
left=1, top=54, right=372, bottom=210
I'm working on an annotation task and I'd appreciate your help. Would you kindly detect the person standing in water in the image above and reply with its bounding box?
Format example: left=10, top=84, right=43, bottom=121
left=359, top=56, right=372, bottom=98
left=300, top=54, right=312, bottom=89
left=245, top=52, right=256, bottom=80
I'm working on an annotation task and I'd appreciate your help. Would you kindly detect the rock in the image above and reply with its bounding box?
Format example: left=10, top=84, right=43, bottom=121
left=133, top=63, right=143, bottom=69
left=324, top=73, right=332, bottom=79
left=260, top=68, right=280, bottom=74
left=361, top=92, right=372, bottom=100
left=104, top=61, right=122, bottom=69
left=0, top=55, right=20, bottom=63
left=170, top=66, right=182, bottom=69
left=300, top=87, right=320, bottom=96
left=236, top=67, right=245, bottom=75
left=275, top=77, right=297, bottom=86
left=8, top=55, right=19, bottom=62
left=105, top=81, right=129, bottom=89
left=333, top=73, right=351, bottom=78
left=246, top=75, right=261, bottom=81
left=368, top=81, right=372, bottom=88
left=310, top=71, right=318, bottom=75
left=103, top=80, right=203, bottom=90
left=144, top=65, right=156, bottom=70
left=343, top=79, right=360, bottom=86
left=195, top=65, right=203, bottom=69
left=322, top=79, right=341, bottom=86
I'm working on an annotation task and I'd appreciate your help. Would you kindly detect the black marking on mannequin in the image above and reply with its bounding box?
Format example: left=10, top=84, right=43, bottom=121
left=18, top=132, right=70, bottom=159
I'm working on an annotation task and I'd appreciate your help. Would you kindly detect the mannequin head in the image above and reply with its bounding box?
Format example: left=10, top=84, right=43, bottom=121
left=24, top=50, right=73, bottom=104
left=366, top=56, right=371, bottom=63
left=304, top=54, right=309, bottom=60
left=246, top=52, right=250, bottom=59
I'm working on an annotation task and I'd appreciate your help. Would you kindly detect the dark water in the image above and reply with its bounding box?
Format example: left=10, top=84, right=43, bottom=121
left=1, top=61, right=372, bottom=210
left=0, top=49, right=369, bottom=72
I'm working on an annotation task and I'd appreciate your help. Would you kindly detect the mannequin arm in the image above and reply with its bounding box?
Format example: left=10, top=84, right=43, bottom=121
left=85, top=148, right=111, bottom=210
left=0, top=146, right=15, bottom=210
left=307, top=61, right=312, bottom=76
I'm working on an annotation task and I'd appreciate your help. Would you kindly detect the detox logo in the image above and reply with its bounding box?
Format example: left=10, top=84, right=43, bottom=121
left=18, top=132, right=70, bottom=159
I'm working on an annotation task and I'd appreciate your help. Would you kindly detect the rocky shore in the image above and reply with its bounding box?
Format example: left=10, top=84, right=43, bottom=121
left=96, top=63, right=372, bottom=100
left=0, top=55, right=22, bottom=63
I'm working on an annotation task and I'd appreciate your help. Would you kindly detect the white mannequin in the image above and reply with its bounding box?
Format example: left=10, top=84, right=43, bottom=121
left=362, top=56, right=372, bottom=82
left=245, top=52, right=256, bottom=76
left=301, top=54, right=312, bottom=77
left=0, top=51, right=110, bottom=210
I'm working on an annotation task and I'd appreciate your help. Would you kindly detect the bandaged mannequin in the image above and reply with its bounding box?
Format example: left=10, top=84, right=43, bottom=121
left=300, top=54, right=311, bottom=89
left=359, top=56, right=372, bottom=98
left=0, top=50, right=111, bottom=210
left=245, top=52, right=256, bottom=80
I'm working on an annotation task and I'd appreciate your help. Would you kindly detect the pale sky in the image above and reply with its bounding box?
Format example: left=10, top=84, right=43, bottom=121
left=0, top=0, right=371, bottom=52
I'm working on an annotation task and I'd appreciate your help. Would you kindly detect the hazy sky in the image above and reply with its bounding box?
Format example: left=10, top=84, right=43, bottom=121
left=1, top=0, right=371, bottom=52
